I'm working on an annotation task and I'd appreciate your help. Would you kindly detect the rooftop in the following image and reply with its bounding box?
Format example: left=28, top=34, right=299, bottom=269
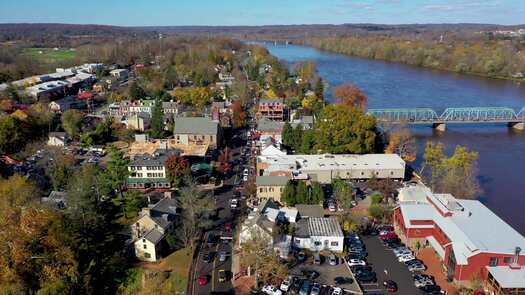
left=256, top=175, right=289, bottom=186
left=173, top=117, right=218, bottom=135
left=143, top=228, right=164, bottom=244
left=308, top=217, right=344, bottom=237
left=257, top=119, right=285, bottom=132
left=296, top=204, right=324, bottom=218
left=129, top=149, right=180, bottom=167
left=487, top=266, right=525, bottom=288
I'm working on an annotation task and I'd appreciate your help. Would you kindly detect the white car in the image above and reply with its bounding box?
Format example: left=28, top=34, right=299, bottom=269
left=243, top=175, right=249, bottom=182
left=280, top=278, right=291, bottom=292
left=347, top=259, right=366, bottom=266
left=230, top=199, right=238, bottom=209
left=328, top=202, right=337, bottom=212
left=398, top=254, right=416, bottom=263
left=262, top=284, right=283, bottom=295
left=331, top=287, right=343, bottom=295
left=243, top=168, right=249, bottom=176
left=395, top=250, right=412, bottom=257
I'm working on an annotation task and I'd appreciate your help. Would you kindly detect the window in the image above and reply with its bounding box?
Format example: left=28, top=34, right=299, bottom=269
left=314, top=241, right=321, bottom=246
left=142, top=238, right=146, bottom=243
left=143, top=244, right=147, bottom=249
left=503, top=257, right=513, bottom=264
left=144, top=253, right=151, bottom=258
left=488, top=257, right=498, bottom=266
left=260, top=188, right=263, bottom=193
left=361, top=172, right=364, bottom=176
left=390, top=171, right=394, bottom=176
left=331, top=241, right=339, bottom=247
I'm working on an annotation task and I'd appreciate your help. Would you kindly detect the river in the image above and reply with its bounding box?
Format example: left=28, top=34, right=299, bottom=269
left=263, top=43, right=525, bottom=235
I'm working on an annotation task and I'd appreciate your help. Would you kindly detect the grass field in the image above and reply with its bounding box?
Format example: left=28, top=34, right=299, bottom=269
left=22, top=48, right=78, bottom=63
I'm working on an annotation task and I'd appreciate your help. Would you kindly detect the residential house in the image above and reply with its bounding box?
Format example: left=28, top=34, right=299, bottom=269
left=291, top=115, right=314, bottom=130
left=394, top=189, right=525, bottom=288
left=49, top=96, right=87, bottom=113
left=132, top=195, right=178, bottom=262
left=125, top=114, right=150, bottom=132
left=296, top=204, right=325, bottom=219
left=41, top=191, right=67, bottom=209
left=257, top=153, right=406, bottom=184
left=127, top=150, right=177, bottom=189
left=110, top=69, right=129, bottom=80
left=256, top=176, right=289, bottom=204
left=257, top=119, right=285, bottom=143
left=47, top=132, right=69, bottom=147
left=129, top=100, right=155, bottom=116
left=173, top=117, right=221, bottom=149
left=256, top=98, right=285, bottom=121
left=293, top=217, right=344, bottom=253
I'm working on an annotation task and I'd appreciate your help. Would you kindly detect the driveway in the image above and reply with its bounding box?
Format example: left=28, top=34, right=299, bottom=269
left=360, top=236, right=422, bottom=294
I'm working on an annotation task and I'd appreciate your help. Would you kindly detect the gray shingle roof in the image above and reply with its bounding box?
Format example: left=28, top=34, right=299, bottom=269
left=256, top=176, right=289, bottom=186
left=143, top=228, right=164, bottom=244
left=129, top=149, right=180, bottom=166
left=151, top=198, right=178, bottom=216
left=296, top=204, right=324, bottom=218
left=173, top=117, right=218, bottom=135
left=257, top=119, right=285, bottom=132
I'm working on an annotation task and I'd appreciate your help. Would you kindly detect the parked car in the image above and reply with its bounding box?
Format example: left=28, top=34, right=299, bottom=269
left=297, top=251, right=306, bottom=262
left=197, top=274, right=209, bottom=286
left=398, top=254, right=416, bottom=263
left=280, top=277, right=292, bottom=292
left=313, top=253, right=322, bottom=265
left=299, top=280, right=312, bottom=295
left=202, top=252, right=213, bottom=263
left=329, top=254, right=338, bottom=265
left=413, top=274, right=435, bottom=288
left=219, top=251, right=227, bottom=262
left=301, top=269, right=320, bottom=280
left=355, top=271, right=377, bottom=283
left=230, top=198, right=238, bottom=209
left=243, top=175, right=249, bottom=182
left=334, top=277, right=354, bottom=285
left=407, top=263, right=426, bottom=272
left=380, top=232, right=398, bottom=240
left=328, top=201, right=337, bottom=212
left=394, top=250, right=413, bottom=257
left=310, top=282, right=321, bottom=295
left=332, top=287, right=343, bottom=295
left=347, top=259, right=366, bottom=267
left=351, top=265, right=373, bottom=274
left=218, top=270, right=227, bottom=283
left=224, top=222, right=233, bottom=232
left=383, top=280, right=398, bottom=292
left=262, top=284, right=283, bottom=295
left=418, top=284, right=441, bottom=293
left=243, top=168, right=249, bottom=176
left=347, top=252, right=366, bottom=260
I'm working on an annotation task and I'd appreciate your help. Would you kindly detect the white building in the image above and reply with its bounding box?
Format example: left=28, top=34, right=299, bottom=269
left=293, top=217, right=344, bottom=253
left=257, top=153, right=406, bottom=184
left=47, top=132, right=69, bottom=147
left=110, top=69, right=129, bottom=79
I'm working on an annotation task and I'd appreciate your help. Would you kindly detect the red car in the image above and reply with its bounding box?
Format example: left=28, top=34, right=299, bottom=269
left=384, top=280, right=398, bottom=292
left=380, top=232, right=398, bottom=240
left=197, top=274, right=209, bottom=286
left=224, top=222, right=232, bottom=232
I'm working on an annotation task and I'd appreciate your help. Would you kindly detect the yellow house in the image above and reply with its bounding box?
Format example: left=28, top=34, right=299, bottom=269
left=255, top=176, right=289, bottom=204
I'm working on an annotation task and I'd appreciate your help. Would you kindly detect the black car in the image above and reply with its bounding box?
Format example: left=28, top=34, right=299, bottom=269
left=352, top=265, right=373, bottom=273
left=301, top=269, right=320, bottom=280
left=347, top=253, right=366, bottom=260
left=334, top=276, right=354, bottom=285
left=206, top=234, right=218, bottom=246
left=355, top=271, right=377, bottom=283
left=202, top=252, right=213, bottom=263
left=419, top=284, right=441, bottom=293
left=405, top=259, right=424, bottom=266
left=297, top=251, right=306, bottom=262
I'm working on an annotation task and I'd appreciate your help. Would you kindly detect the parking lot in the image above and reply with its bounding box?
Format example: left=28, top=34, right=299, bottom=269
left=360, top=236, right=423, bottom=295
left=289, top=253, right=362, bottom=294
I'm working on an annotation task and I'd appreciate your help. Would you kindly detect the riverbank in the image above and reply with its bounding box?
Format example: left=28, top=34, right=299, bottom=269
left=294, top=37, right=525, bottom=83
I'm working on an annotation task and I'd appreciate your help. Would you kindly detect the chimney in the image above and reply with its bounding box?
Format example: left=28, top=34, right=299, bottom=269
left=510, top=247, right=522, bottom=270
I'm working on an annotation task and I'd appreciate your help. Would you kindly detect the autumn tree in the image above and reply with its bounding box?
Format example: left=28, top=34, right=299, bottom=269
left=61, top=109, right=83, bottom=138
left=230, top=100, right=247, bottom=128
left=314, top=77, right=325, bottom=100
left=165, top=155, right=190, bottom=187
left=333, top=84, right=368, bottom=110
left=294, top=61, right=317, bottom=81
left=333, top=178, right=354, bottom=210
left=0, top=116, right=29, bottom=154
left=314, top=104, right=377, bottom=154
left=385, top=125, right=417, bottom=162
left=129, top=81, right=147, bottom=100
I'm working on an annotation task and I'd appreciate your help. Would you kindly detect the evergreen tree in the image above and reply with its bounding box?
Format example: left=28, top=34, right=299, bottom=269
left=149, top=99, right=164, bottom=138
left=314, top=77, right=324, bottom=100
left=296, top=181, right=309, bottom=204
left=129, top=82, right=147, bottom=100
left=282, top=181, right=297, bottom=206
left=310, top=182, right=325, bottom=204
left=282, top=122, right=294, bottom=148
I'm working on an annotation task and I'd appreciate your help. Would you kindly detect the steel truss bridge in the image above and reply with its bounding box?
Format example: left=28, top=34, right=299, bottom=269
left=367, top=107, right=525, bottom=130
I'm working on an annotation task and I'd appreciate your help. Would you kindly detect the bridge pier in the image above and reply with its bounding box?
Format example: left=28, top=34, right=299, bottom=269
left=432, top=123, right=446, bottom=132
left=508, top=122, right=525, bottom=130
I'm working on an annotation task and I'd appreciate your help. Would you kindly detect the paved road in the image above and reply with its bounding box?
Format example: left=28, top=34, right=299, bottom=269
left=190, top=130, right=249, bottom=295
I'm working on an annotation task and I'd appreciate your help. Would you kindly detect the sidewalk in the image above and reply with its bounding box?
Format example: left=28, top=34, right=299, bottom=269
left=417, top=247, right=459, bottom=295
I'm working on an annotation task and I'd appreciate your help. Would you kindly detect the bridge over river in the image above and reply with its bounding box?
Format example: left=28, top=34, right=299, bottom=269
left=367, top=107, right=525, bottom=131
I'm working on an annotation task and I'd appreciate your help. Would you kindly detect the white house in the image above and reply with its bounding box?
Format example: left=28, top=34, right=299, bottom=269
left=47, top=132, right=69, bottom=147
left=293, top=217, right=344, bottom=253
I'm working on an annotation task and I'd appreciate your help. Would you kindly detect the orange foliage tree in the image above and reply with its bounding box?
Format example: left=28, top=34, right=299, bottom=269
left=333, top=84, right=368, bottom=110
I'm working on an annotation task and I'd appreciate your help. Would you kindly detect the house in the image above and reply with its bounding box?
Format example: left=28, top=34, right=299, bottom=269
left=394, top=190, right=525, bottom=287
left=293, top=217, right=344, bottom=253
left=129, top=100, right=155, bottom=116
left=47, top=132, right=69, bottom=147
left=173, top=117, right=222, bottom=149
left=257, top=153, right=406, bottom=184
left=257, top=119, right=285, bottom=143
left=41, top=191, right=67, bottom=209
left=291, top=115, right=314, bottom=130
left=132, top=195, right=178, bottom=262
left=256, top=176, right=289, bottom=204
left=110, top=69, right=129, bottom=80
left=256, top=98, right=285, bottom=121
left=162, top=101, right=179, bottom=114
left=296, top=204, right=324, bottom=219
left=260, top=144, right=287, bottom=156
left=127, top=150, right=178, bottom=189
left=49, top=96, right=87, bottom=113
left=125, top=114, right=150, bottom=132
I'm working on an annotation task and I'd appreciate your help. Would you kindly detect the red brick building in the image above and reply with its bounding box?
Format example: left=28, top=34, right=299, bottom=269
left=256, top=98, right=285, bottom=121
left=394, top=190, right=525, bottom=292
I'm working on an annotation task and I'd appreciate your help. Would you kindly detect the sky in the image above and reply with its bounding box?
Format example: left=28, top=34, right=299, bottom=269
left=0, top=0, right=523, bottom=26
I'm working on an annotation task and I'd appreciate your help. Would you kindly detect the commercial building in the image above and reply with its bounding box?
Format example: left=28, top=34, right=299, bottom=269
left=173, top=117, right=221, bottom=149
left=255, top=176, right=289, bottom=204
left=294, top=217, right=344, bottom=253
left=256, top=98, right=285, bottom=121
left=127, top=150, right=177, bottom=189
left=257, top=153, right=406, bottom=184
left=394, top=188, right=525, bottom=290
left=257, top=119, right=285, bottom=143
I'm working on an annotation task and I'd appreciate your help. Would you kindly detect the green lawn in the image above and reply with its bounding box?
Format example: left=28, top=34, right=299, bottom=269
left=163, top=246, right=193, bottom=293
left=22, top=48, right=78, bottom=63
